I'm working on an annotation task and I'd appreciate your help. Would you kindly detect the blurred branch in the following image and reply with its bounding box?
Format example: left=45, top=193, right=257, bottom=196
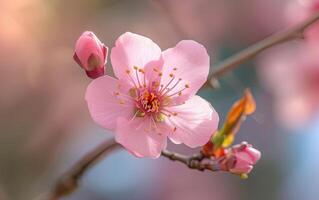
left=45, top=139, right=222, bottom=199
left=161, top=150, right=221, bottom=172
left=207, top=11, right=319, bottom=88
left=47, top=139, right=120, bottom=200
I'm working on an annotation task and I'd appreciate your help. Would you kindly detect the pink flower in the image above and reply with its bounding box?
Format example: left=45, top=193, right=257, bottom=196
left=221, top=142, right=261, bottom=175
left=258, top=43, right=319, bottom=128
left=85, top=32, right=219, bottom=158
left=73, top=31, right=108, bottom=79
left=258, top=0, right=319, bottom=128
left=285, top=0, right=319, bottom=41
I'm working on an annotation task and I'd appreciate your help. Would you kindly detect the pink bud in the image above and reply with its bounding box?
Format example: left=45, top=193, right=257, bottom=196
left=73, top=31, right=108, bottom=79
left=221, top=142, right=261, bottom=175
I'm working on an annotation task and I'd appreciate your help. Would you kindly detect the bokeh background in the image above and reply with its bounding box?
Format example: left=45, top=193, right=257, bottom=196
left=1, top=0, right=319, bottom=199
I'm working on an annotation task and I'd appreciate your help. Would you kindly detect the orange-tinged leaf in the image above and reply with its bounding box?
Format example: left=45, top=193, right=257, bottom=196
left=243, top=89, right=256, bottom=115
left=226, top=97, right=246, bottom=127
left=201, top=89, right=256, bottom=156
left=223, top=89, right=256, bottom=136
left=220, top=89, right=256, bottom=148
left=225, top=89, right=255, bottom=128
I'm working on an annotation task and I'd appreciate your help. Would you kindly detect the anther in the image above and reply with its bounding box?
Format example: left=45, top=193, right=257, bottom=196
left=185, top=84, right=190, bottom=88
left=173, top=68, right=177, bottom=71
left=158, top=72, right=163, bottom=76
left=169, top=73, right=174, bottom=77
left=126, top=70, right=130, bottom=74
left=133, top=66, right=138, bottom=70
left=153, top=81, right=160, bottom=87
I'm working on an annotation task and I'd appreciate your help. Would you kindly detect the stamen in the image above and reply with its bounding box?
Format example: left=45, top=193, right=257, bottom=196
left=134, top=66, right=142, bottom=88
left=154, top=113, right=166, bottom=122
left=129, top=111, right=138, bottom=122
left=162, top=97, right=171, bottom=106
left=159, top=111, right=171, bottom=118
left=159, top=84, right=164, bottom=92
left=161, top=108, right=178, bottom=116
left=136, top=110, right=146, bottom=117
left=126, top=70, right=139, bottom=89
left=150, top=117, right=158, bottom=131
left=161, top=78, right=182, bottom=96
left=138, top=69, right=146, bottom=88
left=137, top=91, right=160, bottom=114
left=129, top=88, right=138, bottom=98
left=114, top=91, right=135, bottom=102
left=167, top=87, right=187, bottom=98
left=159, top=76, right=175, bottom=94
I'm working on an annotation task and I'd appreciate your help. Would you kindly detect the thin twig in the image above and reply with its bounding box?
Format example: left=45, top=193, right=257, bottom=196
left=46, top=139, right=120, bottom=200
left=207, top=11, right=319, bottom=87
left=161, top=150, right=220, bottom=172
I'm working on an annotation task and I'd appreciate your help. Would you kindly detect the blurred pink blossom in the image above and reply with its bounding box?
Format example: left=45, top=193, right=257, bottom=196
left=74, top=31, right=108, bottom=79
left=285, top=0, right=319, bottom=41
left=259, top=42, right=319, bottom=128
left=85, top=32, right=219, bottom=158
left=258, top=0, right=319, bottom=129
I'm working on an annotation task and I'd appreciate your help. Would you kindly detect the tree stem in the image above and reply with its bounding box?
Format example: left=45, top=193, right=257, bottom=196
left=207, top=11, right=319, bottom=87
left=47, top=139, right=120, bottom=200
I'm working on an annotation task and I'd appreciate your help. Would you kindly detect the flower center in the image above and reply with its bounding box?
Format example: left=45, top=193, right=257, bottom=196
left=137, top=90, right=160, bottom=113
left=115, top=66, right=191, bottom=123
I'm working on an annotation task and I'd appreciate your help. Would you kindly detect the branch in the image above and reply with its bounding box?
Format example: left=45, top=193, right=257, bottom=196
left=207, top=11, right=319, bottom=88
left=161, top=150, right=221, bottom=172
left=47, top=139, right=120, bottom=200
left=45, top=141, right=221, bottom=200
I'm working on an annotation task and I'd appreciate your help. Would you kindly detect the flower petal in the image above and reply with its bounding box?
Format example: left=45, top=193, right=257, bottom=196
left=165, top=95, right=219, bottom=148
left=115, top=117, right=167, bottom=158
left=161, top=40, right=210, bottom=105
left=110, top=32, right=162, bottom=85
left=85, top=75, right=135, bottom=130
